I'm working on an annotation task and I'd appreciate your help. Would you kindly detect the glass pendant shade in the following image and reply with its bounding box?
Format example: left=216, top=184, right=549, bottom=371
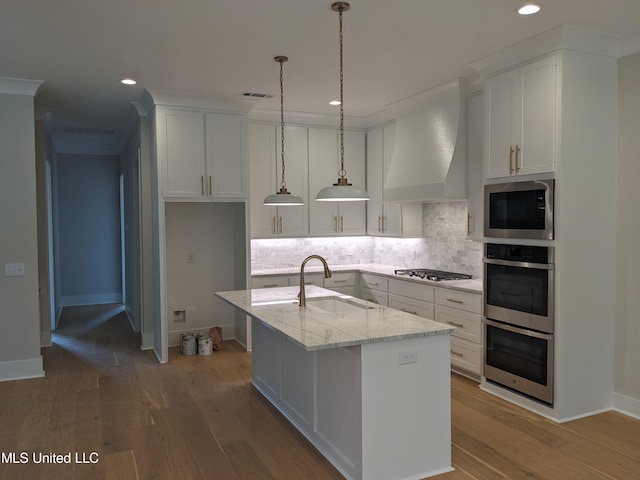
left=263, top=55, right=304, bottom=207
left=316, top=2, right=368, bottom=203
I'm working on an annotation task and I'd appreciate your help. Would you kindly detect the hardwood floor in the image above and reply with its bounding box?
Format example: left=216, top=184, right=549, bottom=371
left=1, top=304, right=638, bottom=479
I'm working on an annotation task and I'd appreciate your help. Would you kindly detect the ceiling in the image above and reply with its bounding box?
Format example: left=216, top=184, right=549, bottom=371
left=2, top=0, right=640, bottom=154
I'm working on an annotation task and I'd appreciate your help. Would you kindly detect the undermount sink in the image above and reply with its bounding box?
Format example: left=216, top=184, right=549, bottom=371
left=252, top=295, right=375, bottom=313
left=305, top=296, right=376, bottom=313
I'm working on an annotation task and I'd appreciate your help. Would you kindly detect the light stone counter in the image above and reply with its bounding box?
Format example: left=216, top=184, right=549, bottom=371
left=251, top=263, right=483, bottom=294
left=215, top=285, right=454, bottom=351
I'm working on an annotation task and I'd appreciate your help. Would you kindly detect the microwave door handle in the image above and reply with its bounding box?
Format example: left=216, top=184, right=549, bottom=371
left=484, top=258, right=554, bottom=270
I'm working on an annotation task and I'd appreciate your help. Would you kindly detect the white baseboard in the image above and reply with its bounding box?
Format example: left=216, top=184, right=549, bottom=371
left=0, top=357, right=45, bottom=382
left=60, top=293, right=122, bottom=307
left=40, top=330, right=52, bottom=348
left=613, top=392, right=640, bottom=420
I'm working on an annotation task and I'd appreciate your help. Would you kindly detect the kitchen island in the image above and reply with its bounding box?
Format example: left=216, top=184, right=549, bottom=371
left=216, top=285, right=455, bottom=480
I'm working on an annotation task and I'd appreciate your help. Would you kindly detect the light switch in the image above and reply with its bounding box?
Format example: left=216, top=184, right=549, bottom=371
left=4, top=263, right=25, bottom=277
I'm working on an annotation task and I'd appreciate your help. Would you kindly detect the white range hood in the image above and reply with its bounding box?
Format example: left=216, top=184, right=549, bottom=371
left=384, top=78, right=468, bottom=203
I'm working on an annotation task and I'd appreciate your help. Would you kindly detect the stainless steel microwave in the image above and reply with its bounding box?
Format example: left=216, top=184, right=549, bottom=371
left=484, top=179, right=554, bottom=240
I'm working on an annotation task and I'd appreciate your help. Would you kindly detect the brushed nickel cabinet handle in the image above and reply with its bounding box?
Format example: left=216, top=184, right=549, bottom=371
left=451, top=350, right=464, bottom=357
left=467, top=214, right=472, bottom=235
left=368, top=281, right=379, bottom=286
left=447, top=321, right=465, bottom=328
left=209, top=175, right=212, bottom=195
left=509, top=146, right=514, bottom=174
left=378, top=215, right=382, bottom=233
left=401, top=308, right=418, bottom=315
left=334, top=279, right=348, bottom=283
left=515, top=144, right=521, bottom=172
left=340, top=216, right=344, bottom=233
left=446, top=298, right=464, bottom=305
left=366, top=298, right=379, bottom=304
left=263, top=284, right=280, bottom=288
left=201, top=176, right=204, bottom=195
left=381, top=216, right=385, bottom=233
left=334, top=216, right=338, bottom=232
left=279, top=216, right=283, bottom=234
left=272, top=216, right=276, bottom=234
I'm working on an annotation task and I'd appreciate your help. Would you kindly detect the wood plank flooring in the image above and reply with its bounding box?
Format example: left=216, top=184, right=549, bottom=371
left=0, top=304, right=638, bottom=479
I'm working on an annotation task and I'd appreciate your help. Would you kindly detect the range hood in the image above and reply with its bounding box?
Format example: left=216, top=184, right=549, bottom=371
left=384, top=78, right=468, bottom=203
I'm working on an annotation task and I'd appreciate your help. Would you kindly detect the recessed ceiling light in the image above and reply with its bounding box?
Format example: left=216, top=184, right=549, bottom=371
left=329, top=100, right=341, bottom=106
left=120, top=78, right=137, bottom=85
left=517, top=3, right=542, bottom=15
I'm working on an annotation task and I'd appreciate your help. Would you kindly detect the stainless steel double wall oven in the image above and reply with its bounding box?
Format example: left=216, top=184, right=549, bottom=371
left=483, top=179, right=555, bottom=405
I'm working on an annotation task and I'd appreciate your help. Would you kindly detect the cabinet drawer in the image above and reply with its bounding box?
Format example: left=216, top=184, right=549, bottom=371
left=324, top=272, right=356, bottom=288
left=388, top=279, right=435, bottom=303
left=360, top=273, right=388, bottom=292
left=252, top=276, right=289, bottom=288
left=434, top=288, right=481, bottom=314
left=389, top=293, right=434, bottom=320
left=435, top=305, right=481, bottom=344
left=450, top=336, right=482, bottom=375
left=361, top=289, right=388, bottom=307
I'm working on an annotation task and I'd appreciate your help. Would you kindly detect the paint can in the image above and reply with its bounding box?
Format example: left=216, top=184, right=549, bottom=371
left=181, top=333, right=196, bottom=356
left=197, top=334, right=213, bottom=356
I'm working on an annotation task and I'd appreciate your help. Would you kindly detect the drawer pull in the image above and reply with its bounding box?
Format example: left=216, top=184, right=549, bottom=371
left=368, top=281, right=379, bottom=286
left=334, top=279, right=348, bottom=283
left=446, top=298, right=464, bottom=305
left=401, top=308, right=418, bottom=315
left=263, top=284, right=280, bottom=288
left=367, top=298, right=379, bottom=304
left=451, top=350, right=465, bottom=357
left=447, top=321, right=465, bottom=329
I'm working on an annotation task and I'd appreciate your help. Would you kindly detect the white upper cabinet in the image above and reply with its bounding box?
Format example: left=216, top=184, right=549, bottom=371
left=249, top=122, right=308, bottom=238
left=366, top=124, right=421, bottom=237
left=157, top=107, right=246, bottom=199
left=484, top=55, right=557, bottom=179
left=308, top=127, right=366, bottom=236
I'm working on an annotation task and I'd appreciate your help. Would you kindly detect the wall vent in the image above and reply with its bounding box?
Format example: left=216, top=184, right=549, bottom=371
left=240, top=92, right=273, bottom=99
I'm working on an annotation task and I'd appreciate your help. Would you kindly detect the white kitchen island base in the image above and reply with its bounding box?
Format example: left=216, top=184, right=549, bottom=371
left=252, top=318, right=453, bottom=480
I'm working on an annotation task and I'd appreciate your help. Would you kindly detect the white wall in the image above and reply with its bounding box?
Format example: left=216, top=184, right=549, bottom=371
left=0, top=82, right=44, bottom=380
left=615, top=52, right=640, bottom=415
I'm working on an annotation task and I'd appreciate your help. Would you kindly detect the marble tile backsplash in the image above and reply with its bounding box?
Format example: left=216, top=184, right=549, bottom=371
left=251, top=201, right=484, bottom=278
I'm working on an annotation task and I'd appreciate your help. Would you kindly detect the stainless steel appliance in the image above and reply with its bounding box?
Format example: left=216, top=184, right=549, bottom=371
left=394, top=268, right=472, bottom=282
left=484, top=179, right=554, bottom=240
left=484, top=243, right=554, bottom=333
left=483, top=243, right=554, bottom=405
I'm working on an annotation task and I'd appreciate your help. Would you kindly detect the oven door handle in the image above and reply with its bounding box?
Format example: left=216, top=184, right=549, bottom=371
left=484, top=318, right=554, bottom=340
left=484, top=258, right=554, bottom=270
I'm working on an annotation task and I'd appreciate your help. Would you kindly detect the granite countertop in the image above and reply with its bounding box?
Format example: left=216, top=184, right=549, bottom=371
left=252, top=263, right=483, bottom=294
left=216, top=285, right=455, bottom=351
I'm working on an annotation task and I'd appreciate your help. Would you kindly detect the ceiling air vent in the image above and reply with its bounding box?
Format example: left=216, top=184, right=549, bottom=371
left=62, top=126, right=115, bottom=136
left=240, top=92, right=273, bottom=99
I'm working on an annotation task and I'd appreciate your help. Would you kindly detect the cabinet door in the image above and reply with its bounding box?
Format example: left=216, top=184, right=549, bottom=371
left=516, top=56, right=557, bottom=176
left=309, top=127, right=340, bottom=235
left=161, top=109, right=206, bottom=198
left=339, top=130, right=366, bottom=235
left=484, top=70, right=515, bottom=179
left=276, top=125, right=308, bottom=237
left=205, top=113, right=246, bottom=198
left=366, top=127, right=384, bottom=234
left=249, top=123, right=279, bottom=237
left=382, top=124, right=402, bottom=235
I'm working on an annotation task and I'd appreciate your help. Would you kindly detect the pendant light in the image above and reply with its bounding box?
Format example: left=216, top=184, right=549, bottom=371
left=263, top=56, right=304, bottom=206
left=316, top=2, right=369, bottom=202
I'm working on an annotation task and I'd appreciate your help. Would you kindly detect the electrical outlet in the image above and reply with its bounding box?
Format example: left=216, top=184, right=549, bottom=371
left=187, top=253, right=194, bottom=264
left=399, top=350, right=417, bottom=365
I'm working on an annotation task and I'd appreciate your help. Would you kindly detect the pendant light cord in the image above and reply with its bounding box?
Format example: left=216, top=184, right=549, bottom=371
left=279, top=57, right=287, bottom=190
left=338, top=4, right=346, bottom=180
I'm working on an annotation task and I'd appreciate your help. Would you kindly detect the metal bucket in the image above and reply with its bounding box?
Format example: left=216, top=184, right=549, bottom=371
left=181, top=333, right=196, bottom=356
left=197, top=334, right=213, bottom=356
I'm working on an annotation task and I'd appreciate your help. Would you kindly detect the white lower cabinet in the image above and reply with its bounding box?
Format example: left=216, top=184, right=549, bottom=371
left=359, top=273, right=389, bottom=306
left=434, top=289, right=482, bottom=378
left=323, top=271, right=356, bottom=296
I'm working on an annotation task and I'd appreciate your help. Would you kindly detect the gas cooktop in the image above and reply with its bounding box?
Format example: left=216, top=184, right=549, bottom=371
left=394, top=268, right=472, bottom=282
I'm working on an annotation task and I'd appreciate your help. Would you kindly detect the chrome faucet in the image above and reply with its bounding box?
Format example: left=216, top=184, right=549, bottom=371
left=298, top=255, right=332, bottom=307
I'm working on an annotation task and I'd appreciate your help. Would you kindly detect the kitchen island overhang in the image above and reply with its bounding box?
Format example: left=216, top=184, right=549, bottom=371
left=216, top=285, right=455, bottom=480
